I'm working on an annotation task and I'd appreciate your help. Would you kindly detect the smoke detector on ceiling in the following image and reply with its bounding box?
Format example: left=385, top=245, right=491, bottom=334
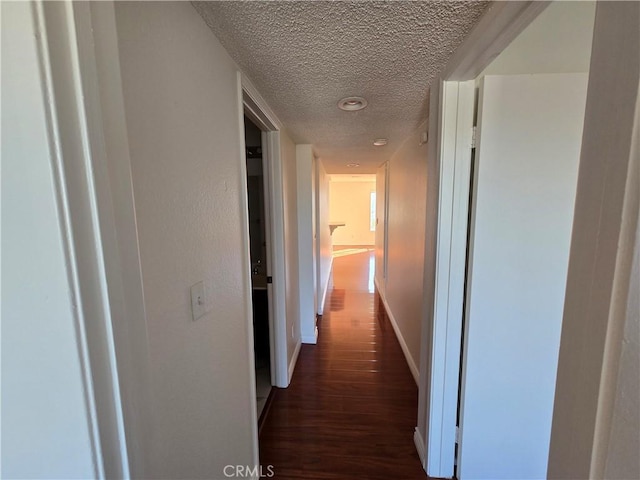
left=338, top=97, right=368, bottom=111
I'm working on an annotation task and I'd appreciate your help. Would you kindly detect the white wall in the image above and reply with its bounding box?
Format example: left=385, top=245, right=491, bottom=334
left=281, top=130, right=302, bottom=369
left=316, top=160, right=332, bottom=314
left=482, top=1, right=595, bottom=76
left=381, top=122, right=429, bottom=377
left=458, top=73, right=588, bottom=479
left=296, top=145, right=317, bottom=344
left=329, top=179, right=376, bottom=246
left=1, top=3, right=98, bottom=477
left=113, top=2, right=256, bottom=477
left=548, top=3, right=640, bottom=477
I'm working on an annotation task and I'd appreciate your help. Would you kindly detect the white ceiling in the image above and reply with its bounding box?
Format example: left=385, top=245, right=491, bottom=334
left=193, top=1, right=489, bottom=173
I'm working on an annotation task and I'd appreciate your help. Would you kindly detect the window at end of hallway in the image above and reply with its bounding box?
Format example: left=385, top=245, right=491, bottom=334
left=370, top=192, right=376, bottom=232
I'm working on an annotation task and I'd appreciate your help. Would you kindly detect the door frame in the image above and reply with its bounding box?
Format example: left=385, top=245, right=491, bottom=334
left=313, top=157, right=325, bottom=316
left=415, top=2, right=550, bottom=477
left=374, top=161, right=390, bottom=293
left=240, top=75, right=289, bottom=390
left=418, top=79, right=476, bottom=477
left=419, top=2, right=640, bottom=479
left=38, top=2, right=158, bottom=476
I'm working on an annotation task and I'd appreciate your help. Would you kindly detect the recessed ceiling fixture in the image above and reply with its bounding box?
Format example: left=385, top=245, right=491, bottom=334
left=373, top=138, right=388, bottom=146
left=338, top=96, right=368, bottom=112
left=346, top=163, right=360, bottom=167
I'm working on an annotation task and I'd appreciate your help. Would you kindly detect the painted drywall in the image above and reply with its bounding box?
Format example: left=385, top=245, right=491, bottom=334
left=1, top=3, right=97, bottom=477
left=382, top=123, right=429, bottom=374
left=296, top=145, right=317, bottom=343
left=316, top=160, right=333, bottom=314
left=281, top=130, right=302, bottom=365
left=113, top=2, right=256, bottom=477
left=458, top=73, right=588, bottom=479
left=482, top=1, right=595, bottom=76
left=548, top=4, right=640, bottom=476
left=329, top=180, right=376, bottom=246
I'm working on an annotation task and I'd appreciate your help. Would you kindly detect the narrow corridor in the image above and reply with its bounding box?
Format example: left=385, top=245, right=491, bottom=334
left=260, top=250, right=427, bottom=479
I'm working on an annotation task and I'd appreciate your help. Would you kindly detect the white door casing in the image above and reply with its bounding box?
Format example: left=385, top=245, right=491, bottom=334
left=374, top=162, right=389, bottom=293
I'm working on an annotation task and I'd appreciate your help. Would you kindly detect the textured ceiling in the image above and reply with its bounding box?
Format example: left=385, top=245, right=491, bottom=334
left=193, top=1, right=489, bottom=173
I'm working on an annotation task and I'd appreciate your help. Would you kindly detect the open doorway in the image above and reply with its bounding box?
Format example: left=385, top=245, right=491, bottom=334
left=419, top=2, right=597, bottom=479
left=243, top=115, right=272, bottom=421
left=456, top=3, right=595, bottom=478
left=328, top=174, right=377, bottom=260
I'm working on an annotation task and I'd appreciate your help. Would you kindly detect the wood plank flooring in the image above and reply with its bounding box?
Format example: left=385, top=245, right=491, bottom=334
left=259, top=250, right=428, bottom=479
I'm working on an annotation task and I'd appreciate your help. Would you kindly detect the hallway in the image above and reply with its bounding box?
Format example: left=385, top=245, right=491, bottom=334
left=260, top=250, right=427, bottom=479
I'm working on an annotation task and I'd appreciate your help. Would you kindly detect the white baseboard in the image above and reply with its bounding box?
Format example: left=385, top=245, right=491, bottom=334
left=374, top=277, right=419, bottom=385
left=287, top=340, right=301, bottom=385
left=414, top=428, right=426, bottom=467
left=317, top=257, right=334, bottom=316
left=301, top=325, right=318, bottom=344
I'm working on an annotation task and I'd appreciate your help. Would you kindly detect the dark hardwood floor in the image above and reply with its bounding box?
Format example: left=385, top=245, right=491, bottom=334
left=259, top=250, right=428, bottom=479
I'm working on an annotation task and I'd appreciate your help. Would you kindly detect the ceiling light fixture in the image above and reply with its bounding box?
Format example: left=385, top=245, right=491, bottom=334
left=346, top=163, right=360, bottom=168
left=373, top=138, right=388, bottom=146
left=338, top=96, right=368, bottom=112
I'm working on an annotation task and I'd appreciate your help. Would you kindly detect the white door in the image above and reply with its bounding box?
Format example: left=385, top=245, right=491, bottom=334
left=375, top=163, right=388, bottom=292
left=457, top=73, right=588, bottom=479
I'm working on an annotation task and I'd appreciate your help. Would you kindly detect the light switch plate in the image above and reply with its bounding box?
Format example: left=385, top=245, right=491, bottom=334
left=190, top=281, right=206, bottom=321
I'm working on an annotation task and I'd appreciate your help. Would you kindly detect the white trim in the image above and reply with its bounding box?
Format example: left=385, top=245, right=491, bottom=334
left=241, top=75, right=282, bottom=131
left=235, top=73, right=261, bottom=471
left=424, top=80, right=475, bottom=478
left=414, top=428, right=426, bottom=465
left=287, top=340, right=302, bottom=384
left=375, top=278, right=419, bottom=385
left=317, top=256, right=333, bottom=316
left=34, top=2, right=141, bottom=477
left=79, top=3, right=156, bottom=477
left=240, top=74, right=289, bottom=390
left=34, top=3, right=105, bottom=476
